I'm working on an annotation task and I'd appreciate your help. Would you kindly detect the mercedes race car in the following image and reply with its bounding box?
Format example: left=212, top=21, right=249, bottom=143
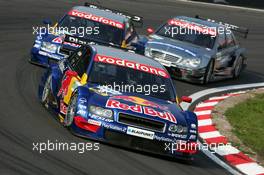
left=141, top=15, right=249, bottom=84
left=30, top=2, right=142, bottom=67
left=39, top=39, right=198, bottom=160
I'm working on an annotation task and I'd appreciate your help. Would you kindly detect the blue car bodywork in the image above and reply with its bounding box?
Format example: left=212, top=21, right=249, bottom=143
left=30, top=3, right=142, bottom=67
left=39, top=43, right=198, bottom=159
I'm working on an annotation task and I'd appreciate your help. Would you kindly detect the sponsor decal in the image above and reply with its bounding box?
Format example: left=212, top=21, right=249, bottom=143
left=190, top=130, right=197, bottom=134
left=90, top=114, right=114, bottom=123
left=94, top=54, right=169, bottom=78
left=88, top=119, right=101, bottom=126
left=111, top=96, right=168, bottom=110
left=168, top=133, right=188, bottom=139
left=78, top=104, right=87, bottom=110
left=52, top=37, right=80, bottom=47
left=154, top=135, right=174, bottom=142
left=168, top=19, right=217, bottom=36
left=189, top=135, right=196, bottom=140
left=77, top=109, right=87, bottom=116
left=38, top=51, right=62, bottom=60
left=106, top=99, right=176, bottom=123
left=191, top=123, right=196, bottom=129
left=79, top=98, right=87, bottom=104
left=127, top=126, right=154, bottom=140
left=102, top=123, right=126, bottom=132
left=68, top=10, right=124, bottom=29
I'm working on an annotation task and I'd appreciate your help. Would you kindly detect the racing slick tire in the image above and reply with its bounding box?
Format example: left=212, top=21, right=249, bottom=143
left=63, top=93, right=78, bottom=127
left=232, top=56, right=243, bottom=79
left=41, top=74, right=52, bottom=108
left=203, top=60, right=214, bottom=84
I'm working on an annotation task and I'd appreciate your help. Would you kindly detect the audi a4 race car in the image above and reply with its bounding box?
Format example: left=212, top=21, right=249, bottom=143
left=39, top=41, right=198, bottom=160
left=30, top=3, right=142, bottom=67
left=141, top=15, right=249, bottom=84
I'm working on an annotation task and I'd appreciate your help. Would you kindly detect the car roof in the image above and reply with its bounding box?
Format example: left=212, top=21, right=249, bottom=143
left=91, top=45, right=166, bottom=70
left=72, top=6, right=128, bottom=24
left=174, top=16, right=222, bottom=28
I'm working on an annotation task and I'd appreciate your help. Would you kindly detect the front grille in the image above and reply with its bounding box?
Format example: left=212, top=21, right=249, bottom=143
left=118, top=113, right=165, bottom=132
left=104, top=130, right=167, bottom=153
left=151, top=50, right=165, bottom=58
left=151, top=50, right=181, bottom=63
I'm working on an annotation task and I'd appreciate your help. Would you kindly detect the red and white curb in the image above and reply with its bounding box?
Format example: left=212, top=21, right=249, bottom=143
left=194, top=91, right=264, bottom=175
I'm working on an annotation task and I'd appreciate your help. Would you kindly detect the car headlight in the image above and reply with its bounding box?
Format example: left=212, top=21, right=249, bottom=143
left=89, top=105, right=113, bottom=119
left=41, top=42, right=57, bottom=53
left=169, top=124, right=188, bottom=134
left=178, top=58, right=201, bottom=68
left=144, top=47, right=152, bottom=57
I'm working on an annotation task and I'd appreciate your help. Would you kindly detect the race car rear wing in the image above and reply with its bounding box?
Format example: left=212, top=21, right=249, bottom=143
left=84, top=2, right=143, bottom=27
left=195, top=15, right=249, bottom=38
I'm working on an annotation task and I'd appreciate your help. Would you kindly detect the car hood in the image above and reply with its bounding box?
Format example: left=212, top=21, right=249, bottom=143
left=146, top=34, right=213, bottom=58
left=85, top=85, right=188, bottom=126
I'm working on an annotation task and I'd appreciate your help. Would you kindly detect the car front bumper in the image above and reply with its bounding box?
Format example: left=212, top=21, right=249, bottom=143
left=167, top=66, right=206, bottom=84
left=69, top=116, right=198, bottom=160
left=30, top=47, right=64, bottom=67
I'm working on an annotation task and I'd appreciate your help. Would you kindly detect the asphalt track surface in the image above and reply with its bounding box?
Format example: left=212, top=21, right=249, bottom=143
left=0, top=0, right=263, bottom=174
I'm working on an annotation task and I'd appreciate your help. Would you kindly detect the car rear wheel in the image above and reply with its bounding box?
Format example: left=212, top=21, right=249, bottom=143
left=64, top=94, right=78, bottom=127
left=203, top=60, right=214, bottom=84
left=233, top=56, right=243, bottom=79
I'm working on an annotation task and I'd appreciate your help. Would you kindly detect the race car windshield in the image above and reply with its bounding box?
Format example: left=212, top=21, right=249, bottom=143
left=156, top=24, right=216, bottom=49
left=88, top=62, right=176, bottom=101
left=58, top=15, right=123, bottom=45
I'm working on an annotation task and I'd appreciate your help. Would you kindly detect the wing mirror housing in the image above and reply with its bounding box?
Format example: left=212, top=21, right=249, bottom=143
left=181, top=96, right=192, bottom=103
left=146, top=27, right=154, bottom=35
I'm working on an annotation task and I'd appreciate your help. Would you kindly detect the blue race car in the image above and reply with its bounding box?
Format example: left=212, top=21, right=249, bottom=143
left=30, top=3, right=142, bottom=67
left=141, top=15, right=249, bottom=84
left=39, top=37, right=198, bottom=160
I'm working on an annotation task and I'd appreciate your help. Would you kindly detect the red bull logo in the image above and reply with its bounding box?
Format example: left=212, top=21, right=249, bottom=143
left=106, top=98, right=176, bottom=123
left=112, top=96, right=168, bottom=110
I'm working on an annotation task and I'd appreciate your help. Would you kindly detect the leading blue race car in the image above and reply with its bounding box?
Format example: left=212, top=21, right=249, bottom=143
left=30, top=2, right=142, bottom=67
left=39, top=38, right=198, bottom=160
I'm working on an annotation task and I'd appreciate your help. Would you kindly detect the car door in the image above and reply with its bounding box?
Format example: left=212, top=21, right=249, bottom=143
left=58, top=46, right=92, bottom=114
left=215, top=31, right=233, bottom=70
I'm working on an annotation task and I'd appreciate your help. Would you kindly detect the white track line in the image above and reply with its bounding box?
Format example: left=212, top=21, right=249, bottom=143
left=195, top=110, right=212, bottom=116
left=198, top=119, right=213, bottom=127
left=196, top=101, right=219, bottom=108
left=181, top=82, right=264, bottom=110
left=212, top=145, right=240, bottom=156
left=181, top=82, right=264, bottom=175
left=235, top=163, right=264, bottom=175
left=199, top=131, right=222, bottom=139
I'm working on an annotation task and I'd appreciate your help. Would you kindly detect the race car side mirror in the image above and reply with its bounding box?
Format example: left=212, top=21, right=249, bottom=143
left=181, top=96, right=192, bottom=103
left=43, top=19, right=52, bottom=25
left=147, top=27, right=154, bottom=35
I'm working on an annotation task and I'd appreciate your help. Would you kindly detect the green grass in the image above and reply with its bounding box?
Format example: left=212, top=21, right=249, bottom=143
left=225, top=93, right=264, bottom=158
